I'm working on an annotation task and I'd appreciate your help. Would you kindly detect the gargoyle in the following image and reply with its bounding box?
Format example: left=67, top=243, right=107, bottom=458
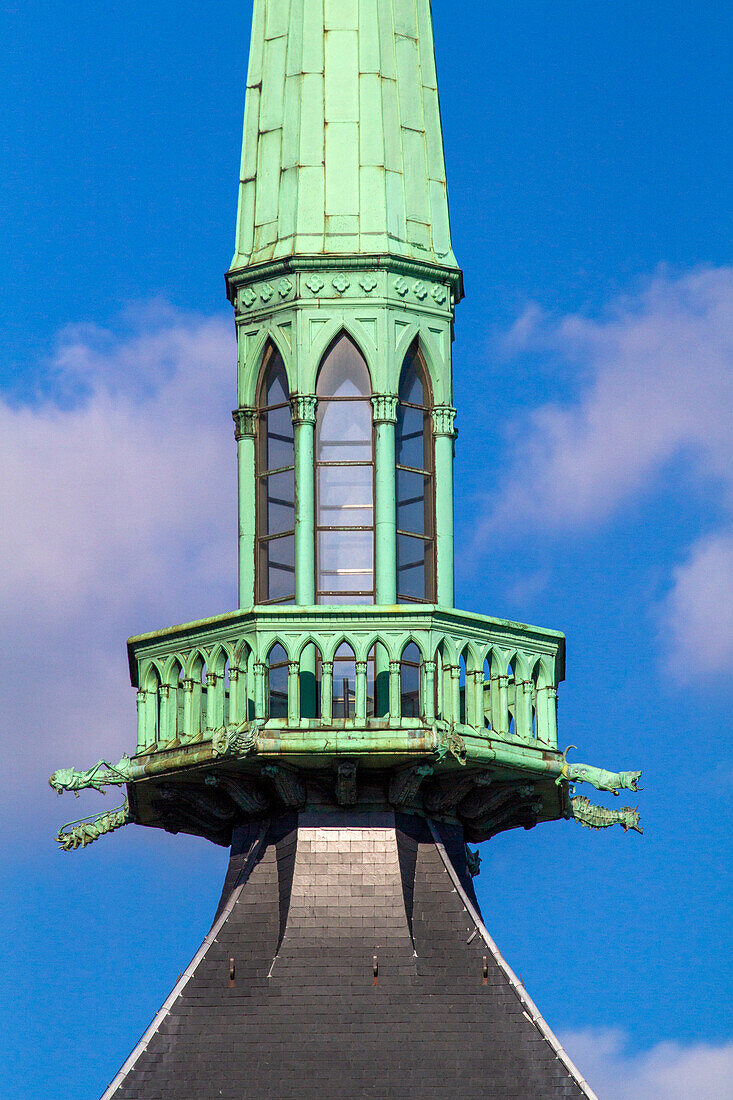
left=570, top=795, right=642, bottom=834
left=556, top=750, right=641, bottom=795
left=49, top=757, right=133, bottom=795
left=56, top=800, right=131, bottom=851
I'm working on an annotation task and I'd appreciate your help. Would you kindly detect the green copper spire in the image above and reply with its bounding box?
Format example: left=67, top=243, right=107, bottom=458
left=51, top=0, right=643, bottom=858
left=230, top=0, right=458, bottom=271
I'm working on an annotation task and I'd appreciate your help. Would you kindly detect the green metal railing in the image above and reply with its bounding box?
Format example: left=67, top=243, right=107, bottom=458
left=128, top=605, right=564, bottom=756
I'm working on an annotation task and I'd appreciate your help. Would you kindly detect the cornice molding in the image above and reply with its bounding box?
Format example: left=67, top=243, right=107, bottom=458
left=227, top=254, right=463, bottom=304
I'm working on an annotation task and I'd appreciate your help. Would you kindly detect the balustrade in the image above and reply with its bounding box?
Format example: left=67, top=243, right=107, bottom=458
left=129, top=607, right=563, bottom=755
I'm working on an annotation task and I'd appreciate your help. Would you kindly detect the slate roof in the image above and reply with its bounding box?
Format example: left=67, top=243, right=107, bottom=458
left=102, top=811, right=596, bottom=1099
left=230, top=0, right=458, bottom=271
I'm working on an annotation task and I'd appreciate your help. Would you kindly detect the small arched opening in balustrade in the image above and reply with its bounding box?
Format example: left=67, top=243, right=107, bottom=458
left=434, top=641, right=462, bottom=724
left=458, top=648, right=468, bottom=725
left=368, top=640, right=389, bottom=718
left=231, top=643, right=253, bottom=726
left=222, top=658, right=231, bottom=728
left=267, top=643, right=289, bottom=719
left=160, top=659, right=184, bottom=746
left=332, top=642, right=357, bottom=720
left=482, top=656, right=492, bottom=730
left=256, top=342, right=295, bottom=604
left=533, top=660, right=556, bottom=746
left=484, top=650, right=511, bottom=737
left=141, top=664, right=161, bottom=749
left=400, top=642, right=421, bottom=718
left=185, top=652, right=205, bottom=741
left=507, top=658, right=517, bottom=736
left=300, top=641, right=322, bottom=721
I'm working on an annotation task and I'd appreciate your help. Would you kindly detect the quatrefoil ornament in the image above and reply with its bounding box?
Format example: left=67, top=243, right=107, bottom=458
left=305, top=274, right=325, bottom=294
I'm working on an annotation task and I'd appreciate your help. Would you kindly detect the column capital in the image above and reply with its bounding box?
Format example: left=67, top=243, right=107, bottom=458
left=371, top=394, right=399, bottom=423
left=232, top=406, right=257, bottom=440
left=355, top=660, right=368, bottom=674
left=290, top=394, right=317, bottom=424
left=431, top=405, right=457, bottom=438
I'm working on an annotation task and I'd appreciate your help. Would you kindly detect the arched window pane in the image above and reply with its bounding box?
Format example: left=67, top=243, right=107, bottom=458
left=396, top=343, right=434, bottom=602
left=316, top=335, right=374, bottom=604
left=257, top=345, right=295, bottom=603
left=316, top=334, right=371, bottom=397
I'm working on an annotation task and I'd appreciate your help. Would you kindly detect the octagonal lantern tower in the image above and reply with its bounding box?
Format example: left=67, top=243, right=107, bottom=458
left=52, top=3, right=642, bottom=1097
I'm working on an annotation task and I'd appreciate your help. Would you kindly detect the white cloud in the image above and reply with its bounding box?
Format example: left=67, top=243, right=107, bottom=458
left=561, top=1029, right=733, bottom=1100
left=660, top=532, right=733, bottom=680
left=1, top=304, right=237, bottom=810
left=482, top=265, right=733, bottom=678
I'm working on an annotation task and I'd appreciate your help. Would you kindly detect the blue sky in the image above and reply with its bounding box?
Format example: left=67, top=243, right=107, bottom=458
left=2, top=2, right=732, bottom=1097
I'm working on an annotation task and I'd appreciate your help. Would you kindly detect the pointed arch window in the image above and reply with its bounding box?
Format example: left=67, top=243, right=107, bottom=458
left=256, top=344, right=295, bottom=603
left=396, top=342, right=435, bottom=602
left=315, top=334, right=374, bottom=604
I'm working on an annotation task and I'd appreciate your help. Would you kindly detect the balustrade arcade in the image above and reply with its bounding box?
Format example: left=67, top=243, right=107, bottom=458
left=130, top=608, right=562, bottom=756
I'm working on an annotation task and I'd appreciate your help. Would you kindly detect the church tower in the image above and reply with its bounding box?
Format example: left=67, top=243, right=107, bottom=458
left=52, top=3, right=642, bottom=1096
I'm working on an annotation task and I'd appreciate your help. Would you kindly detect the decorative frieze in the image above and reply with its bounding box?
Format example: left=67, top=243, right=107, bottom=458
left=236, top=270, right=450, bottom=311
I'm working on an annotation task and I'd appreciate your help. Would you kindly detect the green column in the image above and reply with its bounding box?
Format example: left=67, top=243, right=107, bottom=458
left=355, top=660, right=368, bottom=721
left=232, top=407, right=257, bottom=608
left=320, top=661, right=333, bottom=723
left=432, top=406, right=457, bottom=608
left=423, top=660, right=436, bottom=722
left=291, top=395, right=317, bottom=605
left=371, top=395, right=399, bottom=605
